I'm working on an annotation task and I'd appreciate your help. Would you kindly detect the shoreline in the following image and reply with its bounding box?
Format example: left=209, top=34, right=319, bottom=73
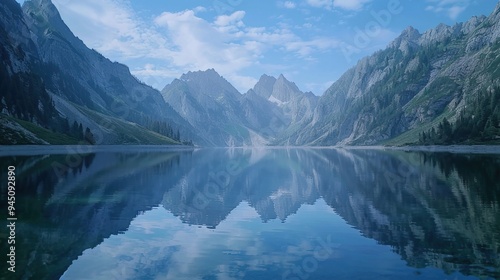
left=0, top=144, right=499, bottom=156
left=0, top=145, right=195, bottom=156
left=341, top=145, right=500, bottom=154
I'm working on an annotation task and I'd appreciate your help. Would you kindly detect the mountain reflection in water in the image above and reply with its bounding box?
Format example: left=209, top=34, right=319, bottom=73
left=0, top=148, right=498, bottom=279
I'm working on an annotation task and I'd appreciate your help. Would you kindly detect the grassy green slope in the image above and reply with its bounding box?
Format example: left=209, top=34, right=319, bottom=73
left=0, top=114, right=81, bottom=145
left=76, top=105, right=181, bottom=145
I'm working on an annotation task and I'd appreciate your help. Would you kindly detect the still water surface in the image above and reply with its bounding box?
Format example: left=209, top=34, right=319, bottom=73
left=0, top=147, right=499, bottom=279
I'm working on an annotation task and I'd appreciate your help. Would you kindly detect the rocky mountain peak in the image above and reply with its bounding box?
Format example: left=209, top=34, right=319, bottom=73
left=389, top=26, right=420, bottom=54
left=419, top=22, right=463, bottom=46
left=402, top=26, right=421, bottom=39
left=461, top=15, right=486, bottom=35
left=179, top=69, right=240, bottom=100
left=180, top=68, right=221, bottom=81
left=489, top=1, right=500, bottom=26
left=275, top=74, right=299, bottom=90
left=271, top=74, right=302, bottom=103
left=22, top=0, right=84, bottom=51
left=23, top=0, right=62, bottom=25
left=251, top=74, right=277, bottom=99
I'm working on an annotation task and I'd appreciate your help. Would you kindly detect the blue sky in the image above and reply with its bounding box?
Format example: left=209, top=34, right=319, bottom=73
left=15, top=0, right=498, bottom=94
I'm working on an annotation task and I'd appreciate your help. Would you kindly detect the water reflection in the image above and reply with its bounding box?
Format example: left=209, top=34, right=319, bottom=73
left=0, top=148, right=499, bottom=279
left=0, top=151, right=190, bottom=280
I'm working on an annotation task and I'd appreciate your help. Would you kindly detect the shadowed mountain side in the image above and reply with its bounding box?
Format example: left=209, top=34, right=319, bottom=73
left=0, top=150, right=192, bottom=280
left=1, top=0, right=197, bottom=145
left=318, top=149, right=500, bottom=279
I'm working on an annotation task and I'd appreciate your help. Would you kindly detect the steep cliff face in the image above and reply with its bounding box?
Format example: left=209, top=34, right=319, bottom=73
left=0, top=0, right=59, bottom=144
left=162, top=69, right=253, bottom=146
left=1, top=0, right=196, bottom=144
left=244, top=74, right=318, bottom=145
left=21, top=0, right=191, bottom=128
left=0, top=0, right=38, bottom=74
left=22, top=0, right=163, bottom=118
left=285, top=3, right=500, bottom=146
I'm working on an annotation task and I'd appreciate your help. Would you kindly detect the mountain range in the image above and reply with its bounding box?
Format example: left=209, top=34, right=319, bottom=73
left=1, top=0, right=500, bottom=146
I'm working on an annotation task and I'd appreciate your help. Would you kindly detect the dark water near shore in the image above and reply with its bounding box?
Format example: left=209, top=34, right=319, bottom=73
left=1, top=147, right=499, bottom=279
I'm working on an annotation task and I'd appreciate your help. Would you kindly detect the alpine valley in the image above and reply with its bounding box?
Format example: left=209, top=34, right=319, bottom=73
left=1, top=0, right=500, bottom=146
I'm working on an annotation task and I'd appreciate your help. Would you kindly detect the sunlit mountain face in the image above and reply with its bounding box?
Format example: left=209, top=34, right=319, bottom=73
left=1, top=148, right=498, bottom=279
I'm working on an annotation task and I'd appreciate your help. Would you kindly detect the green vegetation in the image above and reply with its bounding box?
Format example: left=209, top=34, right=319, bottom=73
left=383, top=109, right=454, bottom=146
left=14, top=117, right=83, bottom=144
left=0, top=115, right=82, bottom=144
left=405, top=77, right=461, bottom=112
left=418, top=87, right=500, bottom=145
left=0, top=118, right=44, bottom=144
left=76, top=105, right=182, bottom=145
left=142, top=116, right=183, bottom=143
left=0, top=50, right=58, bottom=126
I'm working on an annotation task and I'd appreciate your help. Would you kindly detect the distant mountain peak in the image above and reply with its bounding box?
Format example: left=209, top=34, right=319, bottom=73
left=271, top=74, right=302, bottom=103
left=403, top=26, right=420, bottom=35
left=180, top=68, right=222, bottom=81
left=397, top=25, right=421, bottom=42
left=175, top=68, right=241, bottom=100
left=275, top=74, right=299, bottom=90
left=251, top=74, right=277, bottom=99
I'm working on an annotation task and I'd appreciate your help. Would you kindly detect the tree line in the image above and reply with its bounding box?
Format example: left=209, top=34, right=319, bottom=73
left=419, top=86, right=500, bottom=144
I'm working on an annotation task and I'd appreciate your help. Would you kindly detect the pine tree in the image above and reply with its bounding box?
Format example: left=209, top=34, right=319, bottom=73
left=85, top=127, right=96, bottom=145
left=78, top=123, right=84, bottom=139
left=71, top=121, right=79, bottom=138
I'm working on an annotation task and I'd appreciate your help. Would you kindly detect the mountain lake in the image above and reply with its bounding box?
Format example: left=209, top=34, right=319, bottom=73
left=0, top=146, right=499, bottom=279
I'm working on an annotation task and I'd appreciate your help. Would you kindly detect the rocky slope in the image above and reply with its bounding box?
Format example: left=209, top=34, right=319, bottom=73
left=162, top=2, right=500, bottom=147
left=162, top=69, right=254, bottom=146
left=245, top=74, right=318, bottom=145
left=283, top=2, right=500, bottom=146
left=1, top=0, right=195, bottom=145
left=0, top=0, right=59, bottom=135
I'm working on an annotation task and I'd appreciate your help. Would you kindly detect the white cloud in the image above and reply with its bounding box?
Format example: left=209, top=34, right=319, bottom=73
left=285, top=38, right=340, bottom=57
left=153, top=10, right=258, bottom=90
left=214, top=10, right=245, bottom=26
left=332, top=0, right=371, bottom=10
left=153, top=9, right=340, bottom=91
left=52, top=0, right=172, bottom=59
left=52, top=0, right=341, bottom=92
left=306, top=0, right=371, bottom=11
left=284, top=1, right=297, bottom=9
left=193, top=6, right=207, bottom=13
left=425, top=0, right=470, bottom=20
left=306, top=0, right=332, bottom=9
left=447, top=5, right=466, bottom=19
